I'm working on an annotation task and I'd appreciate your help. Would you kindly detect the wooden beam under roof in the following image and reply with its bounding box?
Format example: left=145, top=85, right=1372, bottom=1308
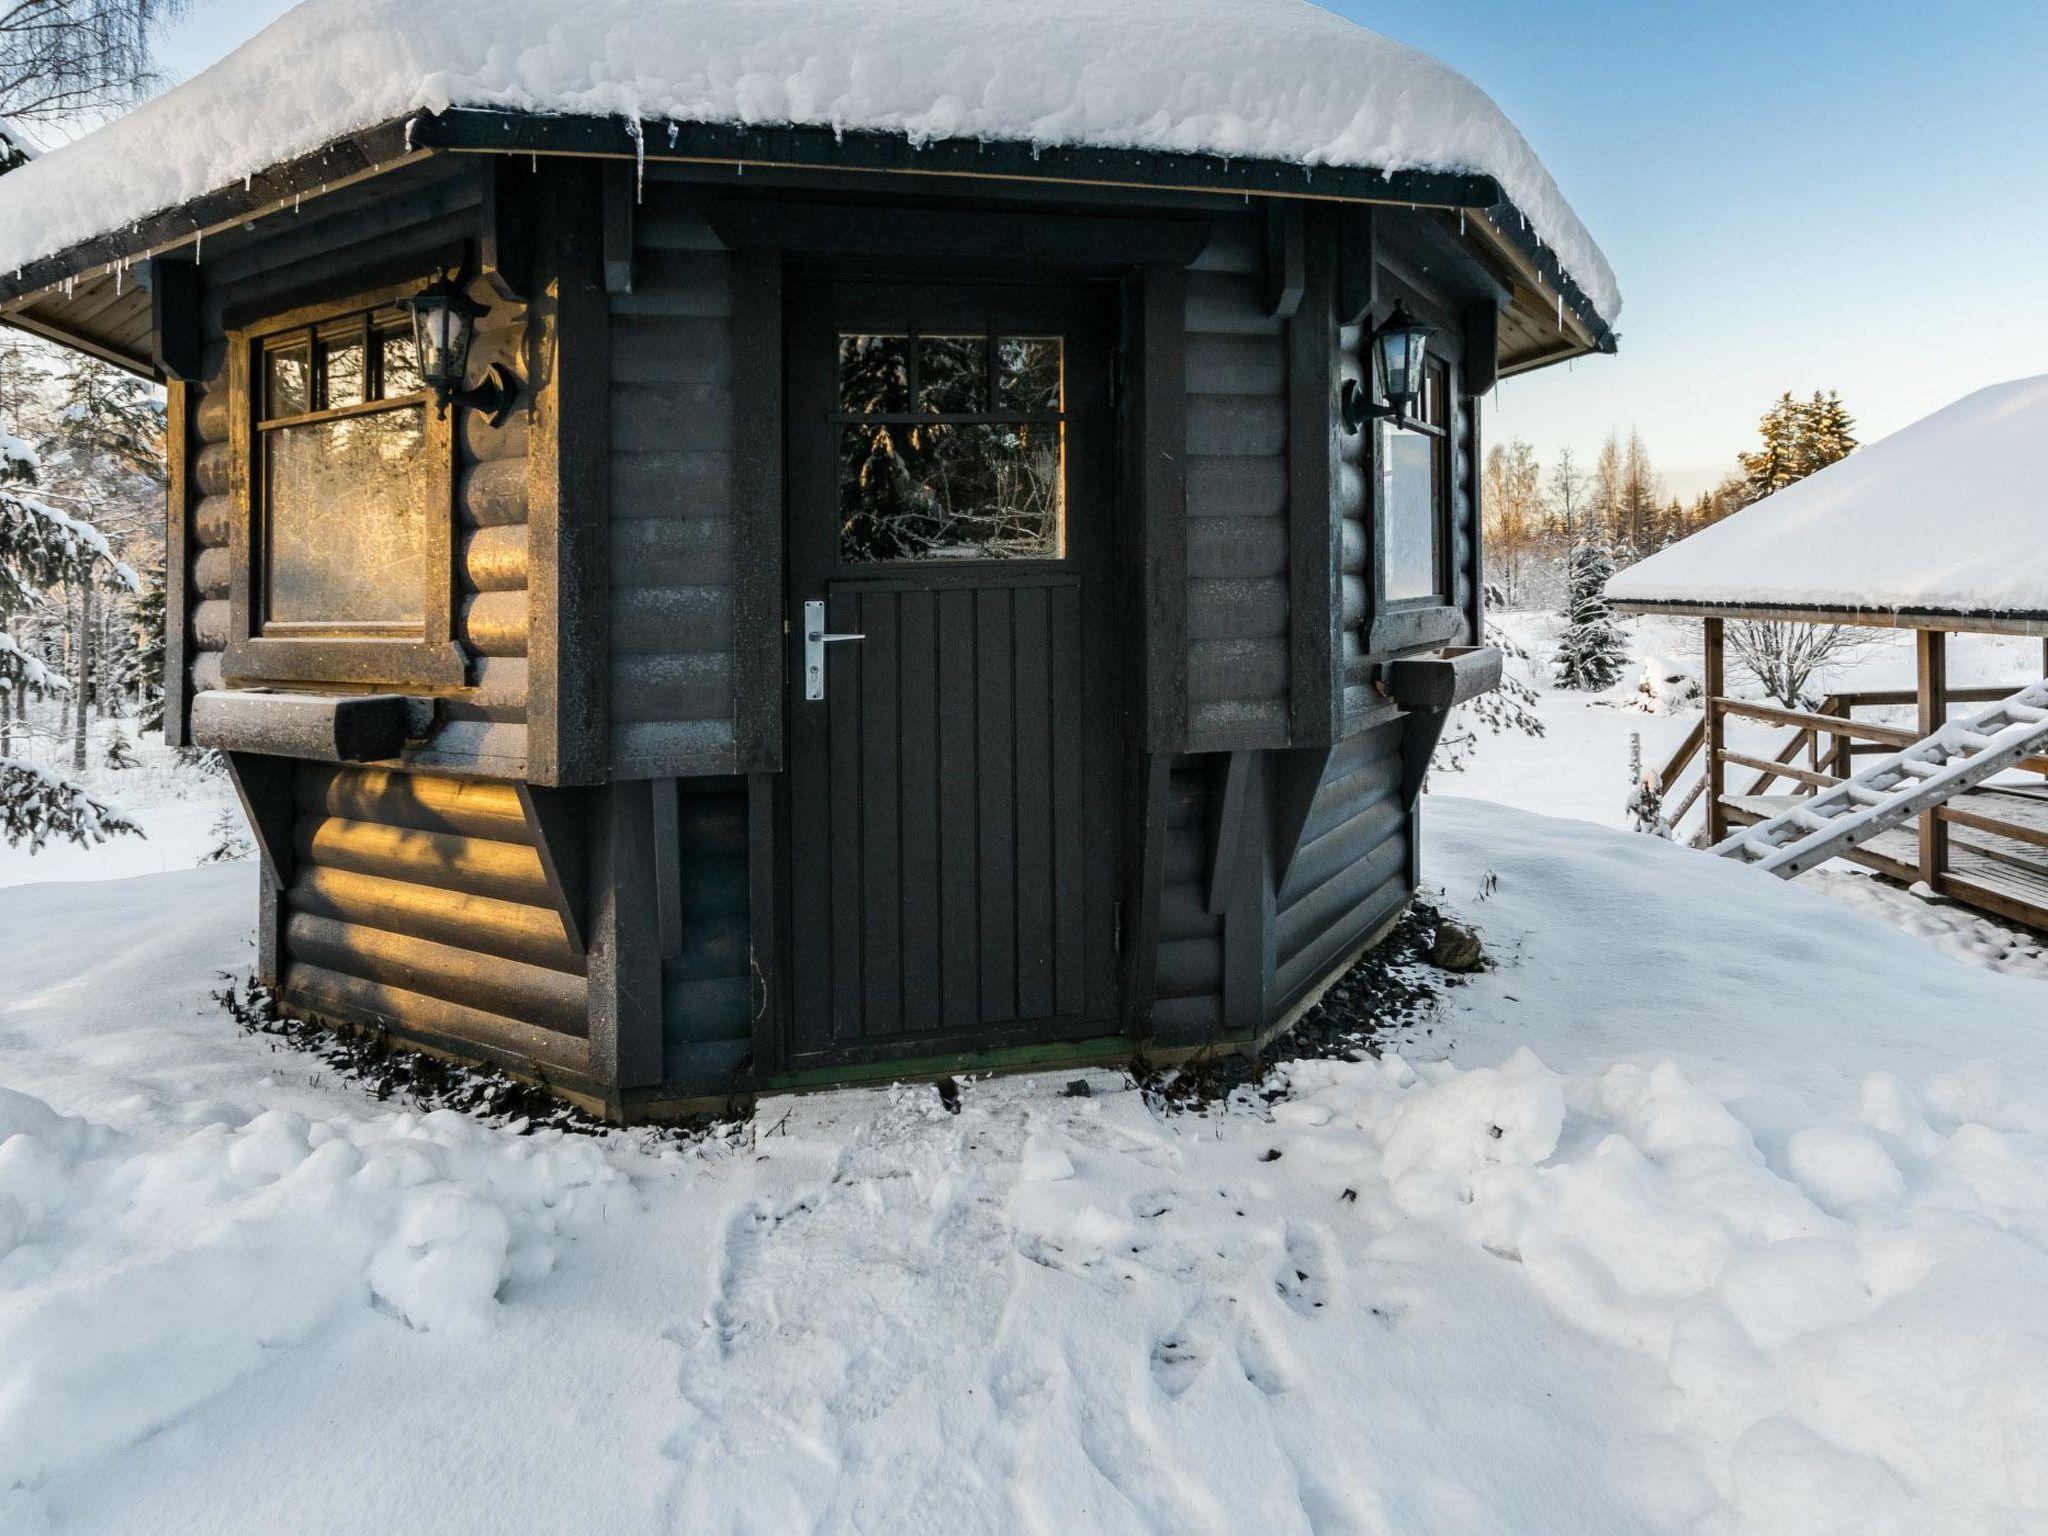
left=1613, top=597, right=2048, bottom=639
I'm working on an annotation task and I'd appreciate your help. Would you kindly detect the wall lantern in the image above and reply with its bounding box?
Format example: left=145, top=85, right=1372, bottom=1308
left=402, top=278, right=518, bottom=424
left=1340, top=303, right=1437, bottom=434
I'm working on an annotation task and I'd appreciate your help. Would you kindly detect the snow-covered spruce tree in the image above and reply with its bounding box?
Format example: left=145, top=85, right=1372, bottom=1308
left=1623, top=731, right=1669, bottom=837
left=1552, top=543, right=1627, bottom=691
left=130, top=557, right=166, bottom=731
left=1802, top=390, right=1858, bottom=475
left=0, top=428, right=141, bottom=850
left=39, top=356, right=165, bottom=755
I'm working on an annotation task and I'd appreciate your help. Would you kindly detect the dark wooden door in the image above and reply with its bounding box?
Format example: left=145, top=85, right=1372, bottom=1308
left=784, top=279, right=1121, bottom=1061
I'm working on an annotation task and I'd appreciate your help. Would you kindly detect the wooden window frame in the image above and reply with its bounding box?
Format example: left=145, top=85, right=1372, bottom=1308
left=223, top=277, right=466, bottom=691
left=1366, top=350, right=1461, bottom=656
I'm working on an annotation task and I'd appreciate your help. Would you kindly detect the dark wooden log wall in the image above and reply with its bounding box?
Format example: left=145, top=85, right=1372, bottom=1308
left=608, top=173, right=739, bottom=777
left=420, top=293, right=532, bottom=774
left=662, top=777, right=754, bottom=1089
left=1335, top=313, right=1374, bottom=721
left=183, top=375, right=231, bottom=711
left=1183, top=216, right=1291, bottom=751
left=1153, top=754, right=1224, bottom=1036
left=280, top=762, right=593, bottom=1082
left=1270, top=719, right=1409, bottom=1015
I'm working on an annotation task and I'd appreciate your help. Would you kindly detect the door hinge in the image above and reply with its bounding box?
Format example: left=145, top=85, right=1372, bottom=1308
left=1113, top=900, right=1123, bottom=954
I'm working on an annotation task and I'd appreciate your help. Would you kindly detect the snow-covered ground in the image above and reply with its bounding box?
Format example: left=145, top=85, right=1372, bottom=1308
left=5, top=621, right=2048, bottom=1532
left=0, top=720, right=238, bottom=888
left=6, top=800, right=2048, bottom=1532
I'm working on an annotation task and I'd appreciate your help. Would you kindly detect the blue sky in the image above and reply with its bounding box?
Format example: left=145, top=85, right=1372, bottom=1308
left=150, top=0, right=2048, bottom=498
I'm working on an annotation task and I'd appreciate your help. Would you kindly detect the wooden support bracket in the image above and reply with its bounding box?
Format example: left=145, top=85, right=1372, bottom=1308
left=149, top=256, right=203, bottom=381
left=1462, top=301, right=1501, bottom=397
left=601, top=160, right=636, bottom=295
left=1264, top=201, right=1305, bottom=319
left=1336, top=206, right=1376, bottom=327
left=1205, top=750, right=1254, bottom=917
left=1268, top=742, right=1336, bottom=895
left=517, top=782, right=590, bottom=957
left=478, top=157, right=533, bottom=303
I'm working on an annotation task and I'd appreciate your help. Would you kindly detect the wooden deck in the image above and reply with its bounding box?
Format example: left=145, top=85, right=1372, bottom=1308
left=1726, top=784, right=2048, bottom=929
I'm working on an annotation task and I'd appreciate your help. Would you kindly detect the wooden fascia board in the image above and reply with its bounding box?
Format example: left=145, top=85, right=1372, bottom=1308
left=412, top=110, right=1501, bottom=209
left=1611, top=598, right=2048, bottom=638
left=0, top=123, right=433, bottom=309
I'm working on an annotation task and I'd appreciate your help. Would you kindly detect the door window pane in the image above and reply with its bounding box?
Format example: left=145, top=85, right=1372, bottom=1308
left=917, top=335, right=987, bottom=413
left=836, top=329, right=1066, bottom=563
left=838, top=334, right=910, bottom=413
left=265, top=405, right=429, bottom=626
left=840, top=422, right=1063, bottom=562
left=996, top=338, right=1061, bottom=413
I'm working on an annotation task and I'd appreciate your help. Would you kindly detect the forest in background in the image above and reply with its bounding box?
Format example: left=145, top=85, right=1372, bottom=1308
left=0, top=332, right=166, bottom=775
left=1483, top=389, right=1858, bottom=611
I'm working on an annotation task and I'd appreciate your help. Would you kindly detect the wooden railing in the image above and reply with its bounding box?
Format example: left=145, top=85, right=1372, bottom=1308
left=1654, top=675, right=2048, bottom=925
left=1643, top=620, right=2048, bottom=928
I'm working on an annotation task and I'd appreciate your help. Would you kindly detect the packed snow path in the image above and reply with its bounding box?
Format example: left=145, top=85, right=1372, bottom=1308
left=5, top=801, right=2048, bottom=1533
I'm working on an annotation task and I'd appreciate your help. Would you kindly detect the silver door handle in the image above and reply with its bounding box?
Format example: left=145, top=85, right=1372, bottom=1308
left=803, top=598, right=864, bottom=701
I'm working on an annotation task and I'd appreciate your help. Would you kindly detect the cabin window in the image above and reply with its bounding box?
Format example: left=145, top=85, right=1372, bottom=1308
left=834, top=331, right=1065, bottom=562
left=257, top=309, right=432, bottom=633
left=1381, top=356, right=1451, bottom=602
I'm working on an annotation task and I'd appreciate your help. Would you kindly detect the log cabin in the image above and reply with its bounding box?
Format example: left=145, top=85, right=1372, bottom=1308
left=0, top=0, right=1618, bottom=1116
left=1610, top=374, right=2048, bottom=931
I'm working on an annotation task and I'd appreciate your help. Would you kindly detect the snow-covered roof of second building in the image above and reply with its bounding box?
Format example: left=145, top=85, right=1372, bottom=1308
left=1608, top=374, right=2048, bottom=618
left=0, top=0, right=1618, bottom=323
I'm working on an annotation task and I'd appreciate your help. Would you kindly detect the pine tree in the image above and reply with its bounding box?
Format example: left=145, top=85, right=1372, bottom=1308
left=131, top=557, right=165, bottom=732
left=1802, top=390, right=1858, bottom=473
left=102, top=725, right=137, bottom=770
left=1552, top=542, right=1627, bottom=690
left=39, top=356, right=163, bottom=750
left=0, top=357, right=141, bottom=850
left=1737, top=392, right=1806, bottom=504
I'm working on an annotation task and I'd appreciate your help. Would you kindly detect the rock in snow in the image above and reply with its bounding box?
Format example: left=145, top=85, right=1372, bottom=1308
left=0, top=0, right=1618, bottom=324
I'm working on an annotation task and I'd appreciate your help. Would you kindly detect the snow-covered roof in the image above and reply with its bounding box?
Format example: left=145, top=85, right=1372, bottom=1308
left=0, top=0, right=1618, bottom=324
left=1608, top=374, right=2048, bottom=621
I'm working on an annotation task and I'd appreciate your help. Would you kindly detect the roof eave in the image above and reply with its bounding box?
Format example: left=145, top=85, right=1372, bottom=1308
left=0, top=107, right=1615, bottom=360
left=1611, top=596, right=2048, bottom=639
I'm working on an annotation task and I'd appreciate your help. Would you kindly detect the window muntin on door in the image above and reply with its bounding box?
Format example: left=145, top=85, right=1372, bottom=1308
left=835, top=331, right=1065, bottom=563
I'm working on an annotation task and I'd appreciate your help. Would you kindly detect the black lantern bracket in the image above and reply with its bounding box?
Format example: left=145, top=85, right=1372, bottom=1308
left=1340, top=379, right=1428, bottom=436
left=454, top=360, right=520, bottom=428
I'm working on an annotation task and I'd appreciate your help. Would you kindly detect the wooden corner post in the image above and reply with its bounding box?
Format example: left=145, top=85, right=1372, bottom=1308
left=526, top=160, right=611, bottom=786
left=1703, top=617, right=1726, bottom=843
left=1918, top=627, right=1948, bottom=888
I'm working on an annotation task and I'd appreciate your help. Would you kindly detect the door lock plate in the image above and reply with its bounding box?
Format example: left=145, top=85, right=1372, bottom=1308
left=803, top=598, right=865, bottom=701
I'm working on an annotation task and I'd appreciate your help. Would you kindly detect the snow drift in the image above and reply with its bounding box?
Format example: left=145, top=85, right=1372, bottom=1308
left=0, top=0, right=1618, bottom=324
